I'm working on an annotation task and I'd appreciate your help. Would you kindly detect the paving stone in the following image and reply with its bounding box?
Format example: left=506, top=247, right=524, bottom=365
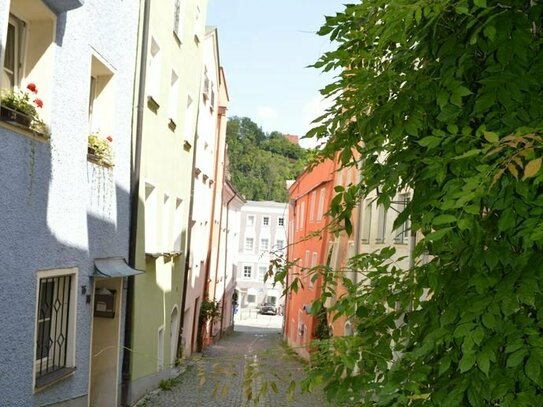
left=140, top=316, right=332, bottom=407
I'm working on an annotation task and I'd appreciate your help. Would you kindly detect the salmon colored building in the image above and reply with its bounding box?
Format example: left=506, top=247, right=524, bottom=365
left=284, top=159, right=337, bottom=359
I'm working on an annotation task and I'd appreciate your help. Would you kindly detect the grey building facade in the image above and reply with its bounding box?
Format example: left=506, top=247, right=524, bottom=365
left=0, top=0, right=139, bottom=405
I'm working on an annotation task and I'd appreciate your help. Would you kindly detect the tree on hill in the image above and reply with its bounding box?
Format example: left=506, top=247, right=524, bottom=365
left=226, top=116, right=308, bottom=202
left=291, top=1, right=543, bottom=406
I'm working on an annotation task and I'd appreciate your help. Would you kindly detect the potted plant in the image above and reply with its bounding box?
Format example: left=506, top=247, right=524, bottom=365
left=0, top=83, right=43, bottom=128
left=87, top=134, right=114, bottom=166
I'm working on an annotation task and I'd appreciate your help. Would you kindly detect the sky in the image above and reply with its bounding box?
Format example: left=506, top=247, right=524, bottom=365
left=207, top=0, right=346, bottom=148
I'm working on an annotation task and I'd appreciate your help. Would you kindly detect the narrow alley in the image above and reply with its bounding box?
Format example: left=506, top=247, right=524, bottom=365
left=137, top=315, right=332, bottom=407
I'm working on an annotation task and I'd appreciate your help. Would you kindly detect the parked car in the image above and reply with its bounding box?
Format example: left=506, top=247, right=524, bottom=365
left=260, top=303, right=277, bottom=315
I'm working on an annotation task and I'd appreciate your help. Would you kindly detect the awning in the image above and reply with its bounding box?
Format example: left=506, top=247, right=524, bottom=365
left=94, top=257, right=144, bottom=278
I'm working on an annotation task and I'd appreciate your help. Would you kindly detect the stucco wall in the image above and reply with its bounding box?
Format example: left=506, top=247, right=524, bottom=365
left=0, top=0, right=138, bottom=405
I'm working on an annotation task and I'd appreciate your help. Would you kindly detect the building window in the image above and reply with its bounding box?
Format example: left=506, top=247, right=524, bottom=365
left=376, top=204, right=387, bottom=244
left=245, top=237, right=254, bottom=251
left=145, top=183, right=159, bottom=253
left=243, top=265, right=253, bottom=279
left=247, top=294, right=256, bottom=304
left=310, top=252, right=318, bottom=289
left=309, top=191, right=316, bottom=223
left=275, top=239, right=284, bottom=250
left=168, top=70, right=179, bottom=124
left=148, top=37, right=161, bottom=104
left=35, top=269, right=77, bottom=389
left=260, top=238, right=269, bottom=252
left=173, top=0, right=182, bottom=40
left=262, top=216, right=270, bottom=226
left=183, top=94, right=194, bottom=143
left=299, top=202, right=305, bottom=230
left=2, top=5, right=56, bottom=125
left=3, top=15, right=24, bottom=89
left=247, top=215, right=255, bottom=227
left=258, top=266, right=267, bottom=281
left=278, top=217, right=284, bottom=227
left=88, top=55, right=115, bottom=136
left=361, top=199, right=372, bottom=244
left=317, top=188, right=326, bottom=222
left=173, top=198, right=184, bottom=251
left=394, top=193, right=410, bottom=244
left=202, top=67, right=210, bottom=102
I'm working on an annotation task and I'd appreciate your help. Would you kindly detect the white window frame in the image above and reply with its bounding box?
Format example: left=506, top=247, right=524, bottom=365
left=3, top=15, right=25, bottom=90
left=262, top=216, right=270, bottom=227
left=244, top=237, right=254, bottom=251
left=243, top=265, right=253, bottom=279
left=317, top=188, right=326, bottom=222
left=148, top=37, right=161, bottom=104
left=299, top=202, right=305, bottom=230
left=260, top=238, right=269, bottom=252
left=172, top=0, right=183, bottom=41
left=277, top=217, right=285, bottom=227
left=394, top=193, right=410, bottom=245
left=361, top=199, right=372, bottom=244
left=247, top=215, right=255, bottom=227
left=309, top=191, right=316, bottom=223
left=376, top=204, right=387, bottom=244
left=168, top=70, right=179, bottom=124
left=34, top=268, right=78, bottom=389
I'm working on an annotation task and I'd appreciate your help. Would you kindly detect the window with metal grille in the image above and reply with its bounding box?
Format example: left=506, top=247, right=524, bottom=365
left=35, top=273, right=75, bottom=388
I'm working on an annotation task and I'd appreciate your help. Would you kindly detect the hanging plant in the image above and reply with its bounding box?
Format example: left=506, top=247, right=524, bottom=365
left=0, top=83, right=45, bottom=131
left=87, top=134, right=114, bottom=167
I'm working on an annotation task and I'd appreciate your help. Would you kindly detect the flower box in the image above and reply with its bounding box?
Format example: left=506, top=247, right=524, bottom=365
left=0, top=105, right=31, bottom=127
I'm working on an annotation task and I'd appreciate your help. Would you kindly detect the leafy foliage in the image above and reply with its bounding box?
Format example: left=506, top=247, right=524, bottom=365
left=226, top=116, right=311, bottom=202
left=298, top=0, right=543, bottom=406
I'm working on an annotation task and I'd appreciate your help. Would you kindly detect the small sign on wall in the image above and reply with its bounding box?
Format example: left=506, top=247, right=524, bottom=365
left=94, top=288, right=116, bottom=318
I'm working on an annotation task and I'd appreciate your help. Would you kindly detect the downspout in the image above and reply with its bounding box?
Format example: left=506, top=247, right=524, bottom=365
left=122, top=0, right=150, bottom=405
left=220, top=190, right=236, bottom=337
left=210, top=108, right=227, bottom=338
left=177, top=72, right=203, bottom=359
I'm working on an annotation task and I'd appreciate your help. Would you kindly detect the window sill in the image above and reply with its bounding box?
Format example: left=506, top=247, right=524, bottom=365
left=35, top=366, right=76, bottom=391
left=147, top=96, right=160, bottom=111
left=0, top=119, right=50, bottom=143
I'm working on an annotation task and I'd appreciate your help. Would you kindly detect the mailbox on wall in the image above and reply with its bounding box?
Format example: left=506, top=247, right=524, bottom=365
left=94, top=287, right=116, bottom=318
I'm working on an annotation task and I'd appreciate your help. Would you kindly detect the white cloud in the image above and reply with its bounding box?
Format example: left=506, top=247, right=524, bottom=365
left=256, top=106, right=279, bottom=120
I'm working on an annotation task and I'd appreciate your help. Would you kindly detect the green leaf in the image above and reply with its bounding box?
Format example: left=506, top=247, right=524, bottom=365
left=525, top=356, right=541, bottom=385
left=483, top=131, right=499, bottom=144
left=481, top=312, right=496, bottom=329
left=477, top=351, right=490, bottom=375
left=507, top=349, right=527, bottom=368
left=459, top=353, right=476, bottom=372
left=483, top=25, right=496, bottom=41
left=474, top=0, right=487, bottom=7
left=425, top=227, right=452, bottom=242
left=433, top=214, right=457, bottom=226
left=419, top=136, right=440, bottom=148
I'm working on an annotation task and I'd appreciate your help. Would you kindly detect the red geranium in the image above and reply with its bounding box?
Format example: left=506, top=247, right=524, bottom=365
left=26, top=83, right=37, bottom=93
left=34, top=98, right=43, bottom=108
left=107, top=136, right=113, bottom=142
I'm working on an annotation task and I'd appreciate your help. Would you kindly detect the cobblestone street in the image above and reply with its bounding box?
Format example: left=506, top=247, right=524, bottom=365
left=138, top=315, right=332, bottom=407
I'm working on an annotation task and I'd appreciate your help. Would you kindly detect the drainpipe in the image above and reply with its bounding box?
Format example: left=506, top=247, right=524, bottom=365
left=220, top=190, right=236, bottom=337
left=122, top=0, right=150, bottom=405
left=177, top=72, right=203, bottom=359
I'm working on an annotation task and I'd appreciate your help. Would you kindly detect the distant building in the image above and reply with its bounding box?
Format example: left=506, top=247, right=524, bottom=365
left=236, top=201, right=288, bottom=313
left=284, top=159, right=336, bottom=359
left=285, top=134, right=299, bottom=145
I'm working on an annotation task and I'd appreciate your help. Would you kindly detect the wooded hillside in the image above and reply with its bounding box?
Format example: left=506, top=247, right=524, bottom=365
left=226, top=116, right=309, bottom=202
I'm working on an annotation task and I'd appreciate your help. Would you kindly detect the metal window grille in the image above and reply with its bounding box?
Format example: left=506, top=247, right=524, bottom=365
left=36, top=275, right=72, bottom=380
